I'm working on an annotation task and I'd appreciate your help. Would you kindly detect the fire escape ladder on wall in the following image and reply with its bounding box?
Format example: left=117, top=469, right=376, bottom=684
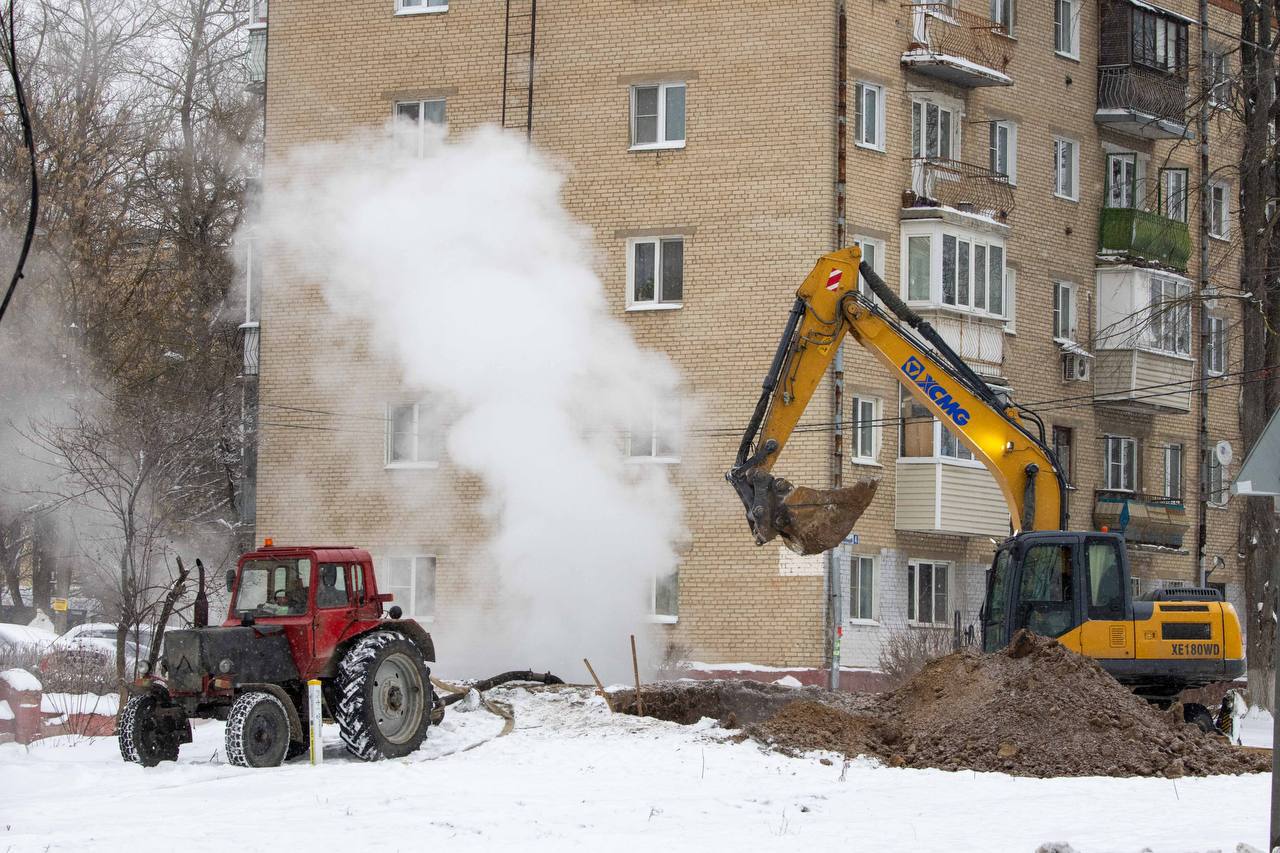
left=501, top=0, right=537, bottom=138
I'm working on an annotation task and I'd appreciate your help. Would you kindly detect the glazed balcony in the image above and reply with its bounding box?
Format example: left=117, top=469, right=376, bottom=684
left=905, top=157, right=1014, bottom=222
left=1098, top=207, right=1190, bottom=272
left=902, top=3, right=1013, bottom=88
left=1096, top=65, right=1189, bottom=139
left=1093, top=490, right=1188, bottom=548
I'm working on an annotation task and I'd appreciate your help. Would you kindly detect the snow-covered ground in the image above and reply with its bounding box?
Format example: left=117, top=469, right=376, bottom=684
left=0, top=687, right=1271, bottom=853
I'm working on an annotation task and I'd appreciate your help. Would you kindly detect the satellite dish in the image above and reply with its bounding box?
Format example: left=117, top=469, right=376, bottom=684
left=1214, top=440, right=1233, bottom=465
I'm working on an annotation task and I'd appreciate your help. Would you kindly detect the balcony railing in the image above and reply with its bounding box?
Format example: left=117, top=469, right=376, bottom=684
left=246, top=27, right=267, bottom=91
left=1098, top=206, right=1190, bottom=271
left=1093, top=490, right=1188, bottom=548
left=1095, top=65, right=1189, bottom=139
left=902, top=3, right=1013, bottom=87
left=238, top=321, right=260, bottom=378
left=905, top=157, right=1014, bottom=221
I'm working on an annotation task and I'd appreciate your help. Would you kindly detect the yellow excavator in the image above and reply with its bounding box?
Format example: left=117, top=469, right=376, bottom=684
left=727, top=246, right=1244, bottom=723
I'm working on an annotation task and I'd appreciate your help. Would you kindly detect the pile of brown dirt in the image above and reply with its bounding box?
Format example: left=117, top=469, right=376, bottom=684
left=610, top=679, right=876, bottom=728
left=745, top=631, right=1269, bottom=777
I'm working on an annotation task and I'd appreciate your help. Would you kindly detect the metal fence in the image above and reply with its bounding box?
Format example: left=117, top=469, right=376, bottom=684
left=907, top=156, right=1014, bottom=220
left=246, top=28, right=267, bottom=90
left=1097, top=65, right=1188, bottom=125
left=905, top=3, right=1012, bottom=75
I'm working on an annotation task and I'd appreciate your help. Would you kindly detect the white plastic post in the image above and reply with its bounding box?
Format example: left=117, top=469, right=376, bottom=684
left=308, top=679, right=323, bottom=766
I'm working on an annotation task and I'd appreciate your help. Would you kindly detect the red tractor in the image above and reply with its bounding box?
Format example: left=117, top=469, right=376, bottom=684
left=119, top=544, right=437, bottom=767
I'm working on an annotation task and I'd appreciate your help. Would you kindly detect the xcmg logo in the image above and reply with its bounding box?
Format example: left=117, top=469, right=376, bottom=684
left=901, top=356, right=971, bottom=426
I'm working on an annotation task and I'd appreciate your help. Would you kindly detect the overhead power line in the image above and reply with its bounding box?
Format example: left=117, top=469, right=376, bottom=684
left=0, top=0, right=38, bottom=330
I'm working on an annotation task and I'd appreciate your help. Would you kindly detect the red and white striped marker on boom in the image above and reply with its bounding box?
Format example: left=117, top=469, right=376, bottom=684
left=825, top=268, right=843, bottom=291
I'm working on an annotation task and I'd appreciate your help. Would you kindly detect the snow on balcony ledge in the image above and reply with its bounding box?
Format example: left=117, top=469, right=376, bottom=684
left=901, top=50, right=1012, bottom=88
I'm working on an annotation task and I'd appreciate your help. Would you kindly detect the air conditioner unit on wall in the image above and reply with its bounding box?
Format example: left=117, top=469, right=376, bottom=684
left=1062, top=352, right=1091, bottom=382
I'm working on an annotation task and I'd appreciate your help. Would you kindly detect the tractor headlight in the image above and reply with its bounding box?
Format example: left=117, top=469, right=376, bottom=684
left=218, top=658, right=233, bottom=674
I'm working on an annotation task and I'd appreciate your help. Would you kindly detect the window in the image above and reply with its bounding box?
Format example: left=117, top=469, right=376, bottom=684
left=1053, top=137, right=1078, bottom=200
left=396, top=0, right=447, bottom=14
left=851, top=396, right=880, bottom=462
left=1054, top=0, right=1078, bottom=58
left=1053, top=281, right=1076, bottom=341
left=991, top=0, right=1015, bottom=34
left=854, top=82, right=885, bottom=151
left=1207, top=48, right=1231, bottom=107
left=316, top=564, right=349, bottom=609
left=1018, top=544, right=1075, bottom=637
left=1204, top=314, right=1226, bottom=375
left=1161, top=168, right=1188, bottom=223
left=911, top=98, right=957, bottom=160
left=631, top=83, right=686, bottom=149
left=386, top=402, right=442, bottom=467
left=1209, top=453, right=1229, bottom=506
left=989, top=120, right=1016, bottom=183
left=394, top=99, right=446, bottom=156
left=938, top=235, right=1003, bottom=314
left=628, top=401, right=681, bottom=462
left=907, top=235, right=931, bottom=300
left=1052, top=425, right=1074, bottom=486
left=1104, top=435, right=1137, bottom=491
left=249, top=0, right=268, bottom=25
left=627, top=237, right=683, bottom=309
left=850, top=555, right=877, bottom=621
left=939, top=424, right=973, bottom=460
left=1106, top=153, right=1136, bottom=209
left=853, top=235, right=885, bottom=301
left=1163, top=444, right=1183, bottom=500
left=383, top=555, right=436, bottom=620
left=1004, top=266, right=1017, bottom=333
left=1148, top=276, right=1191, bottom=355
left=1132, top=9, right=1186, bottom=73
left=1210, top=181, right=1230, bottom=238
left=908, top=560, right=949, bottom=625
left=653, top=570, right=678, bottom=621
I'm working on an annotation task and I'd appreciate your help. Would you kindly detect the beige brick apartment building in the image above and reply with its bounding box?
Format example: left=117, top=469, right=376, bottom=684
left=242, top=0, right=1253, bottom=671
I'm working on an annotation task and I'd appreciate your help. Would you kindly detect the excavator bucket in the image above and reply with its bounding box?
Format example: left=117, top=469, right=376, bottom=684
left=729, top=466, right=879, bottom=556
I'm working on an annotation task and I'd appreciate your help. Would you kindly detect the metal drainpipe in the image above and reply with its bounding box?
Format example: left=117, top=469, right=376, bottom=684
left=828, top=0, right=848, bottom=691
left=1195, top=0, right=1210, bottom=587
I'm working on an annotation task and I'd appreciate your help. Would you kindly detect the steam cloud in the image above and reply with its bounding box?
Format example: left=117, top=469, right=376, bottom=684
left=260, top=126, right=686, bottom=680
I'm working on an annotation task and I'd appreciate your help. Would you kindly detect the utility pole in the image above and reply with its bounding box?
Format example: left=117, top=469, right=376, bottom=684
left=1194, top=0, right=1211, bottom=588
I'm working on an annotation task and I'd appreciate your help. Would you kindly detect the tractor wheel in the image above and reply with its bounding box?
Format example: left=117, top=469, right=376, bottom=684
left=118, top=694, right=180, bottom=767
left=286, top=717, right=311, bottom=761
left=335, top=631, right=432, bottom=761
left=226, top=691, right=290, bottom=768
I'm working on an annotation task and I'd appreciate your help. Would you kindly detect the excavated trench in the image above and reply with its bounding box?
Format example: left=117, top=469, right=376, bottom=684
left=612, top=632, right=1269, bottom=779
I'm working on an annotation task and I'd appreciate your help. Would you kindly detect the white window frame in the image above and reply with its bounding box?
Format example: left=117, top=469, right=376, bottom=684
left=629, top=82, right=686, bottom=151
left=1161, top=168, right=1188, bottom=223
left=907, top=559, right=951, bottom=627
left=854, top=81, right=886, bottom=152
left=1209, top=181, right=1231, bottom=239
left=849, top=554, right=878, bottom=624
left=1053, top=280, right=1076, bottom=342
left=625, top=236, right=684, bottom=311
left=1104, top=435, right=1137, bottom=492
left=850, top=395, right=881, bottom=464
left=651, top=569, right=678, bottom=623
left=394, top=98, right=447, bottom=155
left=1053, top=136, right=1079, bottom=201
left=248, top=0, right=268, bottom=27
left=1163, top=443, right=1183, bottom=500
left=385, top=402, right=441, bottom=469
left=1106, top=152, right=1137, bottom=209
left=910, top=95, right=961, bottom=161
left=627, top=401, right=681, bottom=464
left=852, top=234, right=885, bottom=302
left=1004, top=266, right=1017, bottom=334
left=1207, top=47, right=1230, bottom=108
left=991, top=0, right=1015, bottom=35
left=395, top=0, right=448, bottom=16
left=1147, top=276, right=1191, bottom=356
left=1054, top=0, right=1079, bottom=59
left=1204, top=314, right=1226, bottom=376
left=989, top=120, right=1017, bottom=184
left=379, top=554, right=437, bottom=621
left=916, top=227, right=1006, bottom=318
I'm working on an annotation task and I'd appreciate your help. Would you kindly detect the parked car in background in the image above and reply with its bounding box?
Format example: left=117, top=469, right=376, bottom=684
left=39, top=623, right=154, bottom=678
left=0, top=622, right=58, bottom=663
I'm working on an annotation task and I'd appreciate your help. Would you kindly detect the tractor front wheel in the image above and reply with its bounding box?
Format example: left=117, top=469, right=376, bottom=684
left=118, top=694, right=181, bottom=767
left=335, top=631, right=432, bottom=761
left=226, top=691, right=291, bottom=768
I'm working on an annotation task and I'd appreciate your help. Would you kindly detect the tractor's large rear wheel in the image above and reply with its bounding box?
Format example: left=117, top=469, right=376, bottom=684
left=226, top=691, right=290, bottom=768
left=335, top=631, right=432, bottom=761
left=118, top=694, right=181, bottom=767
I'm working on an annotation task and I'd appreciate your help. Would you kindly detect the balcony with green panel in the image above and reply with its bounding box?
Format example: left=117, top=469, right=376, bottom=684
left=1097, top=207, right=1189, bottom=273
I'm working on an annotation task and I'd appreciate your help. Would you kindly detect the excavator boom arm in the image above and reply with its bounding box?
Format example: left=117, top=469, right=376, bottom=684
left=728, top=247, right=1065, bottom=555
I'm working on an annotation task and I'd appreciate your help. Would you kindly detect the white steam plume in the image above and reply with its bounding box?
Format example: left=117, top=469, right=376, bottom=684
left=260, top=126, right=685, bottom=680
